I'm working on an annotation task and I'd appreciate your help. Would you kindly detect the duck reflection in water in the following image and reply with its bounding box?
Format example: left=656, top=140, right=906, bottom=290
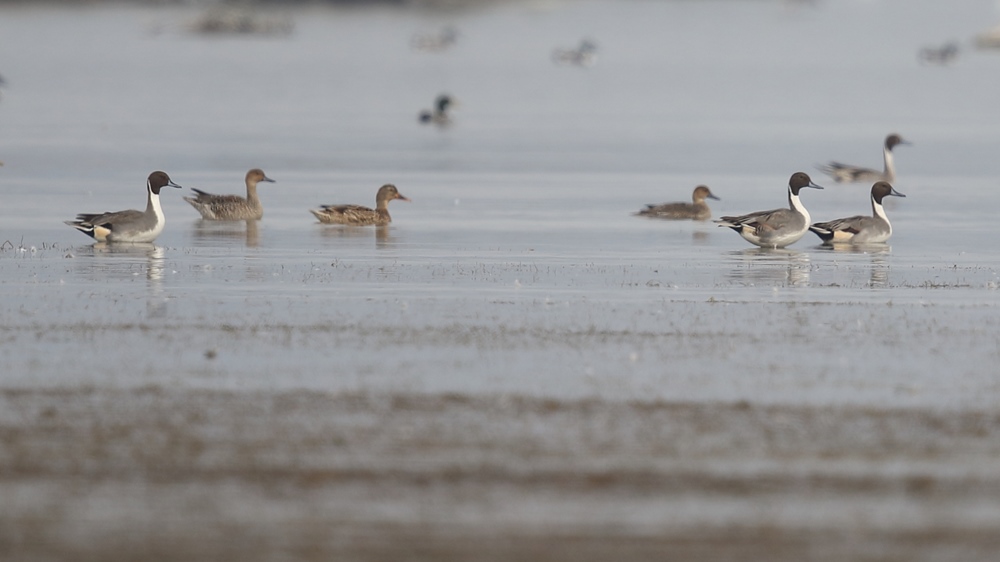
left=818, top=243, right=891, bottom=289
left=78, top=243, right=168, bottom=316
left=191, top=219, right=259, bottom=248
left=726, top=248, right=811, bottom=287
left=318, top=224, right=398, bottom=249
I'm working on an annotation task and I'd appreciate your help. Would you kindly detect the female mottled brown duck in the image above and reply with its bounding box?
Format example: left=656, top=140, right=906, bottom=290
left=310, top=184, right=410, bottom=226
left=635, top=185, right=720, bottom=221
left=184, top=168, right=275, bottom=220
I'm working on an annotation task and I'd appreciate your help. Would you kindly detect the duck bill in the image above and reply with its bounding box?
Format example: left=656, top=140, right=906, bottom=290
left=809, top=181, right=824, bottom=190
left=397, top=194, right=412, bottom=202
left=891, top=188, right=906, bottom=198
left=168, top=180, right=182, bottom=189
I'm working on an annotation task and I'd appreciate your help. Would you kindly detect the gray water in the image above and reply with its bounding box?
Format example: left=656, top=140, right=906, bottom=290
left=3, top=1, right=1000, bottom=560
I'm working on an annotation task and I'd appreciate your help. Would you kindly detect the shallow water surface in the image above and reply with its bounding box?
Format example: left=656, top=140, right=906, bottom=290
left=2, top=1, right=1000, bottom=560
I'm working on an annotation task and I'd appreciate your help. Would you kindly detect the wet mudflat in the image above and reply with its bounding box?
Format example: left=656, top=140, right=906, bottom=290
left=3, top=388, right=1000, bottom=561
left=3, top=0, right=1000, bottom=560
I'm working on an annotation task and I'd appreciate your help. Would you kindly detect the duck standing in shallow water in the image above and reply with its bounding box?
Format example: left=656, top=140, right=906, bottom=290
left=311, top=184, right=410, bottom=226
left=635, top=185, right=720, bottom=220
left=419, top=94, right=454, bottom=126
left=818, top=134, right=910, bottom=184
left=183, top=168, right=275, bottom=221
left=809, top=181, right=905, bottom=245
left=65, top=171, right=182, bottom=243
left=715, top=172, right=824, bottom=249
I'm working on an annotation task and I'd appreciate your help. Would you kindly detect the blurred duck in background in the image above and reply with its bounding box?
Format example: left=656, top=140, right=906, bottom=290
left=411, top=26, right=458, bottom=52
left=419, top=94, right=456, bottom=126
left=918, top=42, right=960, bottom=65
left=817, top=134, right=910, bottom=184
left=552, top=39, right=598, bottom=67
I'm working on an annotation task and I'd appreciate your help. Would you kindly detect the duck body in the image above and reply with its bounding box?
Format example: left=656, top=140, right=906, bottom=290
left=715, top=172, right=824, bottom=249
left=419, top=94, right=454, bottom=126
left=65, top=171, right=181, bottom=243
left=552, top=39, right=598, bottom=66
left=311, top=184, right=410, bottom=226
left=184, top=168, right=274, bottom=221
left=636, top=185, right=720, bottom=220
left=809, top=181, right=905, bottom=244
left=411, top=26, right=458, bottom=52
left=919, top=42, right=960, bottom=65
left=818, top=134, right=909, bottom=184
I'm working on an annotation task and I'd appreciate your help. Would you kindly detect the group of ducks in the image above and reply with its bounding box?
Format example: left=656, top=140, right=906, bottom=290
left=64, top=169, right=410, bottom=243
left=637, top=134, right=909, bottom=248
left=64, top=133, right=908, bottom=248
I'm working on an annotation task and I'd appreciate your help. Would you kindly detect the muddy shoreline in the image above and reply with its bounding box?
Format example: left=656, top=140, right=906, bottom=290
left=3, top=388, right=1000, bottom=561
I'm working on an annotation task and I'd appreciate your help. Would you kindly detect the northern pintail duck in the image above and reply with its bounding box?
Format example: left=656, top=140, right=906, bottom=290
left=183, top=168, right=275, bottom=220
left=552, top=39, right=598, bottom=66
left=310, top=184, right=410, bottom=226
left=818, top=134, right=910, bottom=184
left=919, top=42, right=960, bottom=65
left=809, top=181, right=905, bottom=245
left=419, top=94, right=454, bottom=126
left=190, top=7, right=294, bottom=36
left=636, top=185, right=720, bottom=220
left=715, top=172, right=824, bottom=249
left=411, top=26, right=459, bottom=52
left=65, top=171, right=181, bottom=243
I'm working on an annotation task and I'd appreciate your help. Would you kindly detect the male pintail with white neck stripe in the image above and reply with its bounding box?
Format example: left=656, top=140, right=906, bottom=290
left=65, top=171, right=181, bottom=243
left=715, top=172, right=824, bottom=249
left=818, top=134, right=910, bottom=184
left=809, top=181, right=905, bottom=245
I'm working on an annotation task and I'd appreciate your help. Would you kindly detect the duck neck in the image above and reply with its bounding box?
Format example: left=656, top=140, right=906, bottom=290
left=245, top=180, right=260, bottom=207
left=883, top=145, right=896, bottom=182
left=788, top=186, right=810, bottom=224
left=146, top=183, right=164, bottom=222
left=872, top=195, right=891, bottom=233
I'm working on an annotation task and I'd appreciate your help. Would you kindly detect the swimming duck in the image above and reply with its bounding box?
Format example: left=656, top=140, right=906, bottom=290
left=809, top=181, right=905, bottom=245
left=310, top=184, right=410, bottom=226
left=411, top=26, right=459, bottom=52
left=183, top=168, right=275, bottom=221
left=918, top=42, right=960, bottom=65
left=818, top=134, right=910, bottom=184
left=65, top=171, right=181, bottom=243
left=419, top=94, right=454, bottom=126
left=552, top=39, right=598, bottom=67
left=635, top=185, right=720, bottom=220
left=715, top=172, right=824, bottom=249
